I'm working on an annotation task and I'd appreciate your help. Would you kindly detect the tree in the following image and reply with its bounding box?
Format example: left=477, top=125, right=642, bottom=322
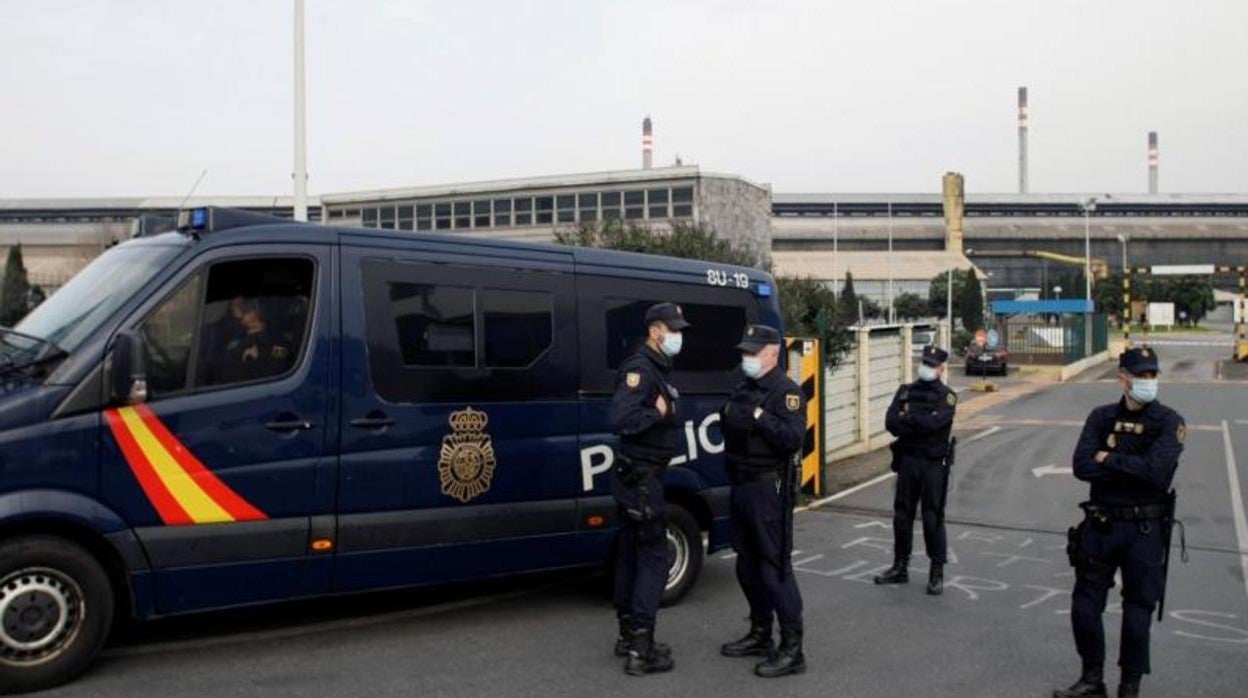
left=893, top=292, right=928, bottom=322
left=0, top=244, right=32, bottom=327
left=928, top=269, right=969, bottom=320
left=860, top=297, right=883, bottom=321
left=1093, top=272, right=1127, bottom=320
left=837, top=272, right=859, bottom=326
left=960, top=269, right=985, bottom=332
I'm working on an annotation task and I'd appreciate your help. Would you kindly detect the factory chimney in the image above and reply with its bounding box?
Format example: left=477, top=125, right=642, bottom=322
left=1148, top=131, right=1159, bottom=194
left=1018, top=87, right=1028, bottom=194
left=642, top=116, right=653, bottom=170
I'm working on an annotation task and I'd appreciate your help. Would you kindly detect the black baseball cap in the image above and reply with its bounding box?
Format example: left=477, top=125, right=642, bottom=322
left=1119, top=346, right=1160, bottom=375
left=736, top=324, right=781, bottom=353
left=644, top=302, right=691, bottom=330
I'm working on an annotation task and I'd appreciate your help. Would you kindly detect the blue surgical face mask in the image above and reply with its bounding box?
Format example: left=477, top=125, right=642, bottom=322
left=917, top=364, right=939, bottom=382
left=741, top=355, right=763, bottom=378
left=1129, top=378, right=1159, bottom=404
left=660, top=331, right=683, bottom=357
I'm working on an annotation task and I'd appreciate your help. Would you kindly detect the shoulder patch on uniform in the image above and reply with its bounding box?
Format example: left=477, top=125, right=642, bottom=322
left=1176, top=423, right=1186, bottom=443
left=946, top=392, right=958, bottom=406
left=785, top=393, right=800, bottom=412
left=626, top=372, right=641, bottom=389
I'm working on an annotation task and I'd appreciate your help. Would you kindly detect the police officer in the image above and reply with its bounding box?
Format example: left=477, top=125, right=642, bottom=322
left=606, top=302, right=688, bottom=676
left=1054, top=347, right=1184, bottom=698
left=874, top=345, right=956, bottom=595
left=217, top=296, right=294, bottom=385
left=719, top=324, right=807, bottom=678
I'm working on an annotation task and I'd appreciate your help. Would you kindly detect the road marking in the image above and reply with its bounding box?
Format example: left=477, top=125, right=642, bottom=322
left=1236, top=420, right=1248, bottom=426
left=972, top=418, right=1223, bottom=433
left=964, top=426, right=1003, bottom=444
left=792, top=554, right=824, bottom=566
left=799, top=472, right=896, bottom=511
left=1220, top=420, right=1248, bottom=609
left=1032, top=464, right=1073, bottom=478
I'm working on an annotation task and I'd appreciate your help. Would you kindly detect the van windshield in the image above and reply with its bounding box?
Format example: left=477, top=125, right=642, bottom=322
left=13, top=243, right=184, bottom=356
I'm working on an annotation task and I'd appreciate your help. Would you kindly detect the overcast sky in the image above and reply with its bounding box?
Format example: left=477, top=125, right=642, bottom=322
left=1, top=0, right=1245, bottom=198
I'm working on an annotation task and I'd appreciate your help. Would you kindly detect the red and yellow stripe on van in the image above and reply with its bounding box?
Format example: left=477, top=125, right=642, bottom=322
left=104, top=405, right=267, bottom=525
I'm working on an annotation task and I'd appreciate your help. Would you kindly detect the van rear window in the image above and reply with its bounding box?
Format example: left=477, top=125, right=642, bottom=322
left=604, top=299, right=746, bottom=373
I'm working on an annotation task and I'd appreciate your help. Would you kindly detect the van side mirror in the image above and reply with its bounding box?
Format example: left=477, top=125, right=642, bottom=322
left=106, top=330, right=148, bottom=406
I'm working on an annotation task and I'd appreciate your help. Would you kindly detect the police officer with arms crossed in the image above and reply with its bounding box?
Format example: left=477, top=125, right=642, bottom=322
left=1055, top=347, right=1184, bottom=698
left=875, top=345, right=957, bottom=595
left=718, top=324, right=808, bottom=678
left=607, top=302, right=688, bottom=676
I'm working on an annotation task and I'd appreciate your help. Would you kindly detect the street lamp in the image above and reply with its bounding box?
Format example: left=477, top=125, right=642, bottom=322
left=1079, top=197, right=1098, bottom=356
left=1054, top=285, right=1063, bottom=300
left=1116, top=233, right=1129, bottom=273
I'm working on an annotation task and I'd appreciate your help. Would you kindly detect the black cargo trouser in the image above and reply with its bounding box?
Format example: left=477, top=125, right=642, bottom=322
left=611, top=463, right=669, bottom=631
left=1069, top=517, right=1167, bottom=674
left=730, top=476, right=803, bottom=632
left=891, top=454, right=947, bottom=564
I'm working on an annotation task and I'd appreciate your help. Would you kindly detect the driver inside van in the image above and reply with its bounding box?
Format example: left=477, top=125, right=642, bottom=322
left=217, top=295, right=294, bottom=384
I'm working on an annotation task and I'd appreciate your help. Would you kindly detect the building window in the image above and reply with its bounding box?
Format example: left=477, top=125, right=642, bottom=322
left=398, top=205, right=414, bottom=230
left=379, top=206, right=396, bottom=229
left=416, top=204, right=433, bottom=231
left=672, top=187, right=694, bottom=218
left=602, top=191, right=622, bottom=221
left=454, top=202, right=471, bottom=230
left=578, top=193, right=598, bottom=222
left=624, top=190, right=644, bottom=220
left=514, top=197, right=533, bottom=226
left=363, top=208, right=378, bottom=227
left=535, top=196, right=554, bottom=224
left=556, top=195, right=576, bottom=223
left=493, top=199, right=512, bottom=226
left=648, top=188, right=669, bottom=219
left=473, top=200, right=491, bottom=228
left=435, top=203, right=452, bottom=230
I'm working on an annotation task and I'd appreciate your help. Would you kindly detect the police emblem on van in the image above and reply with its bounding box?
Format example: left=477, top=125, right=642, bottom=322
left=438, top=407, right=497, bottom=503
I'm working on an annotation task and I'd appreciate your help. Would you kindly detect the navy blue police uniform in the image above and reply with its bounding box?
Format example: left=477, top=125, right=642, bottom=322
left=876, top=345, right=957, bottom=594
left=607, top=302, right=688, bottom=675
left=1055, top=347, right=1185, bottom=698
left=719, top=324, right=808, bottom=678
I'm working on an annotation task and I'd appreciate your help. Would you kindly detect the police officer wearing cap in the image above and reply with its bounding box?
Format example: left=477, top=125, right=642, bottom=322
left=875, top=345, right=957, bottom=594
left=718, top=324, right=808, bottom=678
left=606, top=302, right=688, bottom=676
left=1054, top=346, right=1185, bottom=698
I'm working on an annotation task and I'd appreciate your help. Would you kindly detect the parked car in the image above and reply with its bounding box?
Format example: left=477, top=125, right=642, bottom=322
left=965, top=342, right=1008, bottom=376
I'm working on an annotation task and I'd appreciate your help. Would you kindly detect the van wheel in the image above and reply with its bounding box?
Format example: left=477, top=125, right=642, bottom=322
left=0, top=536, right=115, bottom=695
left=661, top=504, right=703, bottom=607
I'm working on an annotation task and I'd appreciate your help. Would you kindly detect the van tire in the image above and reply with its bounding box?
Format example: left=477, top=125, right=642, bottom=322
left=0, top=536, right=115, bottom=695
left=660, top=504, right=703, bottom=607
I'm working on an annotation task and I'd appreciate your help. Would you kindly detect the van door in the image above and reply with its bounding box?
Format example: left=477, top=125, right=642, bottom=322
left=99, top=246, right=335, bottom=614
left=333, top=243, right=584, bottom=592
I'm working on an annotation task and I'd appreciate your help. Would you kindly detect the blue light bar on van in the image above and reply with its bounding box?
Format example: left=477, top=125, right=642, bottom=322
left=755, top=283, right=773, bottom=298
left=191, top=208, right=208, bottom=229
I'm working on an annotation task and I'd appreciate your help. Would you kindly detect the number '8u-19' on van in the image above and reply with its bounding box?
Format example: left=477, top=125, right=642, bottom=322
left=0, top=208, right=783, bottom=692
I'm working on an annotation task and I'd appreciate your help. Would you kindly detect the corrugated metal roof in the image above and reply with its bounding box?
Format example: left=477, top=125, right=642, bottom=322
left=772, top=250, right=977, bottom=282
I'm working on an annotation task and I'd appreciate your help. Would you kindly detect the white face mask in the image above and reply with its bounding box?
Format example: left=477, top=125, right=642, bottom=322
left=1128, top=378, right=1158, bottom=404
left=917, top=364, right=939, bottom=382
left=660, top=331, right=683, bottom=357
left=742, top=355, right=763, bottom=378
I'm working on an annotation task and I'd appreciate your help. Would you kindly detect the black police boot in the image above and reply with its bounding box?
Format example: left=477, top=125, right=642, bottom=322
left=754, top=628, right=805, bottom=678
left=615, top=617, right=670, bottom=658
left=1053, top=662, right=1107, bottom=698
left=873, top=557, right=910, bottom=585
left=1118, top=670, right=1141, bottom=698
left=720, top=623, right=774, bottom=658
left=926, top=562, right=944, bottom=596
left=624, top=629, right=675, bottom=676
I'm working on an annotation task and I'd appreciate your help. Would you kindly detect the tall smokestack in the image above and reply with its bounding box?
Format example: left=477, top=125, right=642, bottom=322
left=642, top=116, right=653, bottom=170
left=1148, top=131, right=1159, bottom=194
left=1017, top=87, right=1028, bottom=194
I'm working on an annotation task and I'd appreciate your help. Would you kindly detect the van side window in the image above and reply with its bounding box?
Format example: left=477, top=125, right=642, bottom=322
left=389, top=283, right=475, bottom=367
left=604, top=298, right=747, bottom=373
left=137, top=257, right=315, bottom=398
left=481, top=289, right=552, bottom=368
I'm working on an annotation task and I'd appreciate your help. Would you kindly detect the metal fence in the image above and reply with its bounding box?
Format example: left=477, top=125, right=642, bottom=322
left=1002, top=314, right=1109, bottom=365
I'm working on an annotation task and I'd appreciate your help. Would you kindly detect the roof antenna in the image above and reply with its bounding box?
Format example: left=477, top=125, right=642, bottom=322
left=177, top=169, right=208, bottom=212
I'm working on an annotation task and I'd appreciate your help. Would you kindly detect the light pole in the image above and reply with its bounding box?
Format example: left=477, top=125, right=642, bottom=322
left=887, top=201, right=895, bottom=324
left=832, top=200, right=839, bottom=298
left=1054, top=285, right=1063, bottom=300
left=1079, top=197, right=1097, bottom=356
left=292, top=0, right=309, bottom=222
left=1116, top=233, right=1129, bottom=273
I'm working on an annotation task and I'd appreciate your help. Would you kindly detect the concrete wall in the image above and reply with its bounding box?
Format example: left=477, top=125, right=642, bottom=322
left=824, top=325, right=913, bottom=462
left=698, top=176, right=772, bottom=264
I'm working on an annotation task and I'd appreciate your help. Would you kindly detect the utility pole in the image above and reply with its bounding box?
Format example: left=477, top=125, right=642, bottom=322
left=292, top=0, right=309, bottom=222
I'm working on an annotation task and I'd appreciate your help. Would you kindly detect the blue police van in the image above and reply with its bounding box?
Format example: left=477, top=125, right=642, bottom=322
left=0, top=207, right=782, bottom=692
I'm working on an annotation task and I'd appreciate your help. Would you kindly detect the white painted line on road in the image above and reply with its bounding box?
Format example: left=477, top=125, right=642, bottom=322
left=799, top=472, right=896, bottom=512
left=1220, top=420, right=1248, bottom=609
left=1236, top=420, right=1248, bottom=426
left=792, top=554, right=824, bottom=566
left=964, top=426, right=1003, bottom=444
left=1032, top=464, right=1073, bottom=478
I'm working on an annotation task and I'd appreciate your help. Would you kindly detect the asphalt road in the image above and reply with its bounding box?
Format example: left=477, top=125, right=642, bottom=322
left=41, top=338, right=1248, bottom=698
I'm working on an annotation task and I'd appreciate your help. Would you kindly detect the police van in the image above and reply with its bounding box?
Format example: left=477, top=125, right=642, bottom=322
left=0, top=207, right=782, bottom=691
